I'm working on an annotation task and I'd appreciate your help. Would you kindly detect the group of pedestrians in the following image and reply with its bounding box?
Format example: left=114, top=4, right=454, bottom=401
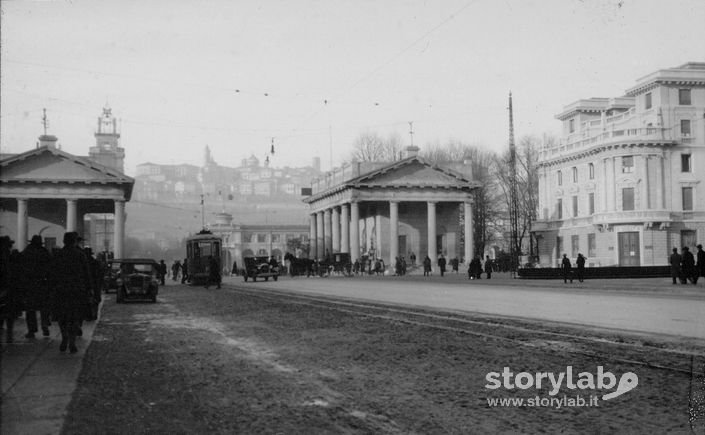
left=561, top=253, right=587, bottom=283
left=1, top=232, right=104, bottom=353
left=467, top=256, right=494, bottom=280
left=669, top=244, right=704, bottom=285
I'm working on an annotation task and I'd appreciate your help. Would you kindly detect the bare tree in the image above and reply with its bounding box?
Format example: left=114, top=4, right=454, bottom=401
left=493, top=134, right=543, bottom=261
left=350, top=132, right=404, bottom=162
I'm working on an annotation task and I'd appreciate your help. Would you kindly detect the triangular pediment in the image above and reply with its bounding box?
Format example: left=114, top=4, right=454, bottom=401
left=0, top=146, right=132, bottom=184
left=352, top=157, right=473, bottom=188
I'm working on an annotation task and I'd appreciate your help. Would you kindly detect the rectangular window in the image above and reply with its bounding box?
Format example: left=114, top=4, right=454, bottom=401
left=589, top=163, right=594, bottom=180
left=572, top=167, right=578, bottom=183
left=569, top=119, right=575, bottom=133
left=257, top=233, right=266, bottom=243
left=681, top=154, right=691, bottom=172
left=557, top=198, right=563, bottom=219
left=681, top=230, right=697, bottom=248
left=571, top=235, right=579, bottom=258
left=556, top=237, right=563, bottom=258
left=622, top=156, right=634, bottom=173
left=682, top=187, right=693, bottom=211
left=588, top=233, right=596, bottom=257
left=588, top=193, right=595, bottom=215
left=572, top=196, right=578, bottom=217
left=271, top=234, right=281, bottom=243
left=622, top=187, right=635, bottom=211
left=681, top=119, right=691, bottom=136
left=679, top=89, right=691, bottom=105
left=557, top=170, right=563, bottom=186
left=645, top=92, right=652, bottom=109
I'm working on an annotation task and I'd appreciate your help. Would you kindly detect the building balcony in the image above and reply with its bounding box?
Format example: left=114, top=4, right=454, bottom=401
left=539, top=126, right=677, bottom=161
left=533, top=209, right=675, bottom=232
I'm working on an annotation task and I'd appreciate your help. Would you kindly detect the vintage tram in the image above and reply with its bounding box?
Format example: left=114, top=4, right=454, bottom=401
left=185, top=230, right=222, bottom=285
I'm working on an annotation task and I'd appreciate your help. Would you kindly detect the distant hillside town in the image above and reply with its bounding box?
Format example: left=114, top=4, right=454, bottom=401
left=134, top=146, right=323, bottom=204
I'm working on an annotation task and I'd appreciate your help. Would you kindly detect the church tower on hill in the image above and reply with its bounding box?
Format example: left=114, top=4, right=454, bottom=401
left=89, top=106, right=125, bottom=173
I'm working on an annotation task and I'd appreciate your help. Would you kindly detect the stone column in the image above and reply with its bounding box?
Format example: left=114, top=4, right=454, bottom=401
left=331, top=206, right=340, bottom=253
left=309, top=213, right=317, bottom=259
left=642, top=155, right=650, bottom=209
left=350, top=202, right=360, bottom=262
left=66, top=199, right=78, bottom=232
left=340, top=204, right=349, bottom=254
left=316, top=211, right=324, bottom=259
left=113, top=200, right=125, bottom=259
left=427, top=201, right=437, bottom=265
left=389, top=201, right=399, bottom=267
left=17, top=198, right=28, bottom=251
left=656, top=155, right=664, bottom=209
left=464, top=201, right=474, bottom=263
left=323, top=208, right=332, bottom=257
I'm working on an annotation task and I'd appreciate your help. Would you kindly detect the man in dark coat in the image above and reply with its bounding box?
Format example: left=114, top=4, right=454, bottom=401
left=181, top=258, right=189, bottom=284
left=158, top=260, right=167, bottom=285
left=561, top=254, right=573, bottom=284
left=681, top=246, right=695, bottom=284
left=423, top=255, right=432, bottom=276
left=484, top=256, right=493, bottom=279
left=49, top=232, right=93, bottom=353
left=575, top=253, right=586, bottom=283
left=669, top=248, right=682, bottom=285
left=205, top=255, right=221, bottom=289
left=696, top=244, right=704, bottom=285
left=1, top=236, right=21, bottom=344
left=21, top=235, right=52, bottom=338
left=438, top=254, right=447, bottom=277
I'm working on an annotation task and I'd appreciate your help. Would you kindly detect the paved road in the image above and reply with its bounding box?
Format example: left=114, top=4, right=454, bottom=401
left=226, top=273, right=705, bottom=340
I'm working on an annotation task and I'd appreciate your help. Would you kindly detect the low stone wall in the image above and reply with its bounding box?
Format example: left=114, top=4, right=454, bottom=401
left=518, top=265, right=671, bottom=279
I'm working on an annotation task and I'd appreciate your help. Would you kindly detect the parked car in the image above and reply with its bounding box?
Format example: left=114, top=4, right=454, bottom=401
left=113, top=258, right=160, bottom=303
left=243, top=256, right=279, bottom=282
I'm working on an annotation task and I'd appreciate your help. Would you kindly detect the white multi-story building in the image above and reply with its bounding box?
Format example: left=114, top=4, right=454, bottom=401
left=533, top=62, right=705, bottom=267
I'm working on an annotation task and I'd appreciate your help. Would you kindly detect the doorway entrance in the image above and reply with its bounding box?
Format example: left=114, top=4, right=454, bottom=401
left=618, top=232, right=640, bottom=266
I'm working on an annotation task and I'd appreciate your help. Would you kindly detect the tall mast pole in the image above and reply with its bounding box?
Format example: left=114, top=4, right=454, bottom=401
left=508, top=92, right=519, bottom=277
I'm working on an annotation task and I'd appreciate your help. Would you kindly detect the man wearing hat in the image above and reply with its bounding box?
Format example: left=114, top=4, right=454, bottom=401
left=1, top=235, right=20, bottom=344
left=696, top=244, right=704, bottom=285
left=21, top=235, right=52, bottom=338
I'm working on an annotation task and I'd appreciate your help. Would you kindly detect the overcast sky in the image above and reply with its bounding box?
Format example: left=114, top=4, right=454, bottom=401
left=1, top=0, right=704, bottom=175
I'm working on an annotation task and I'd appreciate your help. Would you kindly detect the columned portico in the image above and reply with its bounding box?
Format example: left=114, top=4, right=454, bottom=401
left=316, top=211, right=324, bottom=259
left=331, top=206, right=340, bottom=253
left=389, top=201, right=399, bottom=266
left=114, top=200, right=125, bottom=259
left=303, top=156, right=479, bottom=272
left=309, top=213, right=317, bottom=258
left=427, top=201, right=437, bottom=264
left=340, top=204, right=350, bottom=254
left=66, top=199, right=78, bottom=232
left=350, top=202, right=360, bottom=262
left=17, top=199, right=28, bottom=251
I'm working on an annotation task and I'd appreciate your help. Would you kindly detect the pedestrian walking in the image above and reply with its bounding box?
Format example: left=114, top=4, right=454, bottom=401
left=670, top=248, right=682, bottom=285
left=172, top=260, right=181, bottom=281
left=181, top=258, right=189, bottom=284
left=696, top=244, right=704, bottom=285
left=205, top=255, right=221, bottom=289
left=158, top=260, right=167, bottom=285
left=49, top=232, right=93, bottom=354
left=576, top=253, right=586, bottom=283
left=451, top=257, right=459, bottom=274
left=423, top=255, right=432, bottom=276
left=438, top=254, right=447, bottom=277
left=484, top=256, right=493, bottom=279
left=561, top=254, right=573, bottom=284
left=83, top=247, right=102, bottom=321
left=410, top=252, right=416, bottom=267
left=21, top=235, right=52, bottom=338
left=0, top=236, right=21, bottom=345
left=231, top=260, right=238, bottom=276
left=681, top=247, right=695, bottom=285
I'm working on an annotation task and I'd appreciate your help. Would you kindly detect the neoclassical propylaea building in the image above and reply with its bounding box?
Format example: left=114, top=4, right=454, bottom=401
left=0, top=107, right=134, bottom=256
left=533, top=62, right=705, bottom=267
left=303, top=146, right=480, bottom=268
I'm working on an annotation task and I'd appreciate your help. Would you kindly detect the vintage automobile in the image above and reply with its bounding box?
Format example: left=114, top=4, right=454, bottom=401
left=243, top=256, right=279, bottom=282
left=114, top=258, right=160, bottom=303
left=103, top=260, right=122, bottom=293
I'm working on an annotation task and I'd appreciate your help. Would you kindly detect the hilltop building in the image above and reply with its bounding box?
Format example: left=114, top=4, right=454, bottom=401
left=533, top=62, right=705, bottom=267
left=134, top=147, right=322, bottom=203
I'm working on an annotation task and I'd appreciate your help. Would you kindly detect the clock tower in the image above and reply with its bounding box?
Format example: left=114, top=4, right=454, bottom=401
left=89, top=106, right=126, bottom=173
